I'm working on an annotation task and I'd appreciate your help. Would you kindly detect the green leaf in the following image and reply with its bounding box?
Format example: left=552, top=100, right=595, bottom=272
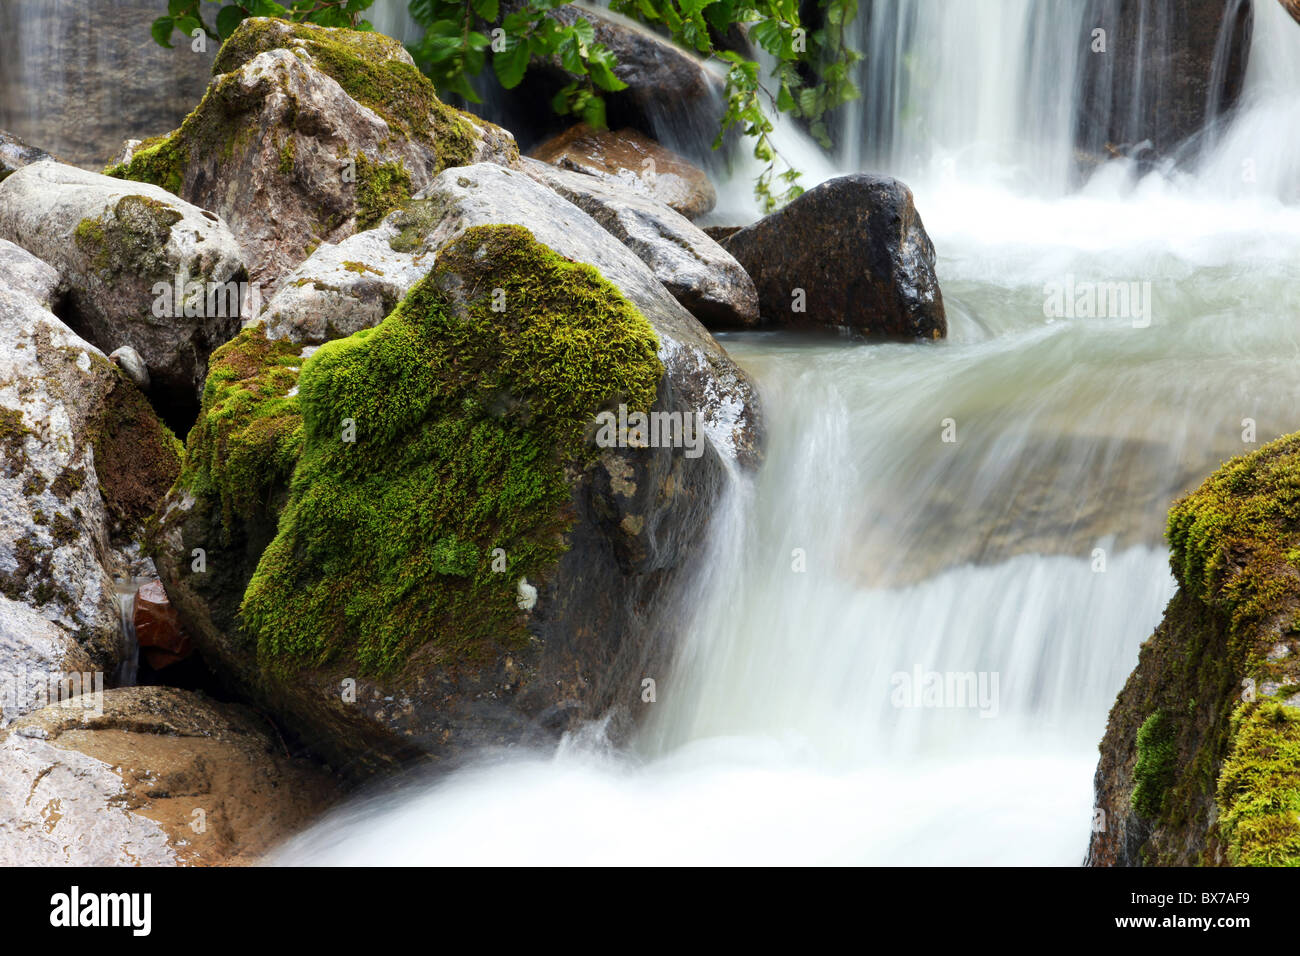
left=216, top=5, right=246, bottom=40
left=580, top=95, right=607, bottom=130
left=150, top=16, right=175, bottom=48
left=493, top=40, right=530, bottom=89
left=471, top=0, right=500, bottom=21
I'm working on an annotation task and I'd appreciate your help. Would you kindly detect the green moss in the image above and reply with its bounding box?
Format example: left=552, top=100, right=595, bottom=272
left=1132, top=710, right=1176, bottom=818
left=239, top=224, right=661, bottom=677
left=278, top=136, right=297, bottom=175
left=181, top=325, right=305, bottom=538
left=342, top=260, right=383, bottom=276
left=0, top=406, right=31, bottom=476
left=353, top=152, right=411, bottom=231
left=211, top=18, right=492, bottom=172
left=1217, top=701, right=1300, bottom=865
left=89, top=376, right=182, bottom=534
left=1121, top=432, right=1300, bottom=864
left=104, top=133, right=190, bottom=196
left=386, top=199, right=439, bottom=255
left=50, top=512, right=78, bottom=546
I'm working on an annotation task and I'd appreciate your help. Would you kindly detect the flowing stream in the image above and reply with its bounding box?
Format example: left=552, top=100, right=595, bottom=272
left=263, top=0, right=1300, bottom=864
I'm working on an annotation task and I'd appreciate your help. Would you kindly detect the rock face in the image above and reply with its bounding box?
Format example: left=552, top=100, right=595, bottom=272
left=523, top=158, right=757, bottom=329
left=0, top=130, right=52, bottom=183
left=1075, top=0, right=1254, bottom=162
left=531, top=123, right=716, bottom=219
left=153, top=189, right=759, bottom=775
left=0, top=0, right=215, bottom=169
left=0, top=264, right=181, bottom=718
left=108, top=18, right=517, bottom=291
left=0, top=238, right=59, bottom=308
left=723, top=173, right=946, bottom=340
left=0, top=162, right=246, bottom=406
left=1088, top=434, right=1300, bottom=867
left=0, top=686, right=338, bottom=865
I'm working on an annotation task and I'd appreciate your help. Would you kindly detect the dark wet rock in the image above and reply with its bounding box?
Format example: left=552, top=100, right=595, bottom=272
left=0, top=0, right=215, bottom=169
left=723, top=173, right=946, bottom=340
left=132, top=580, right=193, bottom=670
left=523, top=157, right=757, bottom=329
left=1074, top=0, right=1254, bottom=162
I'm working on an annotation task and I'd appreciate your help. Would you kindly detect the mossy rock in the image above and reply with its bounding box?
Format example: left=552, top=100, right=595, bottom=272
left=1090, top=433, right=1300, bottom=867
left=152, top=224, right=734, bottom=776
left=241, top=224, right=661, bottom=676
left=104, top=18, right=515, bottom=288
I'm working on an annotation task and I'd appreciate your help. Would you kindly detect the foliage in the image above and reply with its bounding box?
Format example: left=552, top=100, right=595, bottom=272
left=151, top=0, right=376, bottom=47
left=152, top=0, right=861, bottom=211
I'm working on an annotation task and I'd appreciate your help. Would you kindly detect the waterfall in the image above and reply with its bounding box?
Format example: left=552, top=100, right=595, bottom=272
left=270, top=0, right=1300, bottom=865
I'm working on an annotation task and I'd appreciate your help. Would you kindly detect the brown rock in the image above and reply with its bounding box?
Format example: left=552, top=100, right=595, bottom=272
left=1282, top=0, right=1300, bottom=25
left=133, top=580, right=193, bottom=669
left=0, top=686, right=339, bottom=865
left=532, top=123, right=716, bottom=220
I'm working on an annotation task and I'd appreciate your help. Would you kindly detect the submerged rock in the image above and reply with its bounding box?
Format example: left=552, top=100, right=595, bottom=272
left=154, top=219, right=747, bottom=776
left=523, top=157, right=757, bottom=329
left=0, top=686, right=337, bottom=865
left=722, top=173, right=946, bottom=340
left=0, top=161, right=246, bottom=405
left=531, top=122, right=716, bottom=219
left=1088, top=434, right=1300, bottom=867
left=107, top=18, right=517, bottom=290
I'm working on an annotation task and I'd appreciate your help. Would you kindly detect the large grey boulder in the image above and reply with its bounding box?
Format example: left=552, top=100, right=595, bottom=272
left=0, top=285, right=125, bottom=689
left=0, top=161, right=246, bottom=403
left=523, top=157, right=757, bottom=329
left=723, top=173, right=946, bottom=340
left=108, top=18, right=517, bottom=291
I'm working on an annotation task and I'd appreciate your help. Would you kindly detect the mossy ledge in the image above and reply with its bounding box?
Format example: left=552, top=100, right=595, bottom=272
left=1096, top=433, right=1300, bottom=866
left=235, top=224, right=662, bottom=678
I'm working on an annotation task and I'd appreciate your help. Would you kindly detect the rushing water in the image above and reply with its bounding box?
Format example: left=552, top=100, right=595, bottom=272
left=271, top=0, right=1300, bottom=865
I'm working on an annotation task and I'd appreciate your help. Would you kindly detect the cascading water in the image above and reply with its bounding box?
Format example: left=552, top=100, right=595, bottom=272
left=272, top=0, right=1300, bottom=865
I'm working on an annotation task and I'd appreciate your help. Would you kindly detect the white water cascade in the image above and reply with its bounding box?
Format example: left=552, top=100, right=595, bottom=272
left=272, top=0, right=1300, bottom=865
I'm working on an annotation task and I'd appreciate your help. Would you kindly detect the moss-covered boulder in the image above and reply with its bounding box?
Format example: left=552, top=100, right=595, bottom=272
left=0, top=161, right=247, bottom=412
left=1088, top=433, right=1300, bottom=866
left=154, top=224, right=729, bottom=775
left=0, top=281, right=182, bottom=721
left=107, top=17, right=516, bottom=291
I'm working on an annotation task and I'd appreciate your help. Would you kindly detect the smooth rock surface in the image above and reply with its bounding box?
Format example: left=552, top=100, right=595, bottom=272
left=523, top=157, right=757, bottom=329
